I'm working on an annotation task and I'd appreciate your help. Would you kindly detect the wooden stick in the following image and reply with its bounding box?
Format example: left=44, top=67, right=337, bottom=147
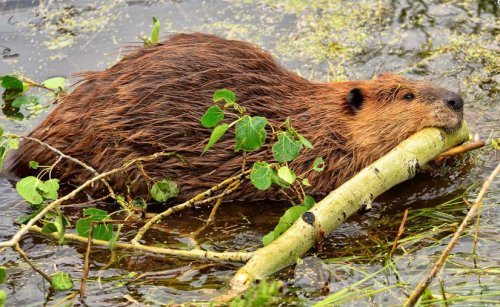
left=405, top=161, right=500, bottom=306
left=80, top=222, right=94, bottom=299
left=389, top=208, right=409, bottom=258
left=434, top=140, right=485, bottom=162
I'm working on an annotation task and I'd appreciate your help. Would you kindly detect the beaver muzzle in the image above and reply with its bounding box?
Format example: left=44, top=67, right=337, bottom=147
left=441, top=91, right=464, bottom=133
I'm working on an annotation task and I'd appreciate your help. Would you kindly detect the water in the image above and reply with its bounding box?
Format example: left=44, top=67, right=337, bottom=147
left=0, top=0, right=499, bottom=305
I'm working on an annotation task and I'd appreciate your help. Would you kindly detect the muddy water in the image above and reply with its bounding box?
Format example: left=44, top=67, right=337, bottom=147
left=0, top=0, right=499, bottom=305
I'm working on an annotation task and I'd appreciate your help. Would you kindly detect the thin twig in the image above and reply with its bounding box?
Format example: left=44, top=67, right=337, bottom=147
left=389, top=208, right=409, bottom=258
left=131, top=170, right=249, bottom=244
left=28, top=225, right=253, bottom=262
left=80, top=222, right=94, bottom=299
left=190, top=180, right=241, bottom=239
left=434, top=140, right=485, bottom=162
left=405, top=161, right=500, bottom=306
left=14, top=243, right=52, bottom=283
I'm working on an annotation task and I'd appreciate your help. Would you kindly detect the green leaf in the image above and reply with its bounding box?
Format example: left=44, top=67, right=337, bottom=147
left=15, top=207, right=43, bottom=224
left=54, top=213, right=67, bottom=244
left=12, top=96, right=39, bottom=108
left=41, top=222, right=58, bottom=234
left=250, top=162, right=273, bottom=190
left=76, top=219, right=113, bottom=241
left=38, top=179, right=59, bottom=200
left=203, top=123, right=229, bottom=153
left=76, top=208, right=113, bottom=241
left=150, top=16, right=160, bottom=44
left=235, top=115, right=267, bottom=152
left=132, top=197, right=147, bottom=209
left=201, top=105, right=224, bottom=128
left=29, top=161, right=39, bottom=169
left=270, top=169, right=290, bottom=188
left=108, top=224, right=123, bottom=250
left=302, top=195, right=315, bottom=209
left=7, top=138, right=19, bottom=150
left=213, top=89, right=235, bottom=104
left=0, top=146, right=6, bottom=173
left=262, top=232, right=275, bottom=246
left=272, top=132, right=302, bottom=162
left=0, top=75, right=23, bottom=90
left=313, top=157, right=325, bottom=172
left=82, top=208, right=109, bottom=220
left=302, top=178, right=311, bottom=186
left=42, top=77, right=66, bottom=90
left=277, top=166, right=296, bottom=185
left=0, top=266, right=6, bottom=283
left=150, top=178, right=179, bottom=202
left=16, top=176, right=44, bottom=205
left=0, top=126, right=3, bottom=137
left=297, top=133, right=313, bottom=149
left=280, top=205, right=308, bottom=226
left=50, top=272, right=73, bottom=291
left=262, top=205, right=309, bottom=245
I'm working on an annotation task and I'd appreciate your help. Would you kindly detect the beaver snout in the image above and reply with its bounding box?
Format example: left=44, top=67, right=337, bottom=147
left=444, top=92, right=464, bottom=112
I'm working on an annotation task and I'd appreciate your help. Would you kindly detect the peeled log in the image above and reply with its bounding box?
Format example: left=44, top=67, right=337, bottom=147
left=230, top=123, right=469, bottom=292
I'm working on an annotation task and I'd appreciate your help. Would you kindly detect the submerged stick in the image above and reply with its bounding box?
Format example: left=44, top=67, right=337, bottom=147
left=405, top=160, right=500, bottom=306
left=227, top=123, right=469, bottom=297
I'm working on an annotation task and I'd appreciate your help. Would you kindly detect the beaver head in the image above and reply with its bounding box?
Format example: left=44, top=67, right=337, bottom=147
left=335, top=73, right=463, bottom=161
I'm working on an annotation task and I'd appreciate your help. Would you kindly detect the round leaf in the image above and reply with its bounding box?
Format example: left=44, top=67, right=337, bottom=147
left=16, top=176, right=43, bottom=205
left=313, top=157, right=325, bottom=172
left=50, top=272, right=73, bottom=291
left=39, top=179, right=59, bottom=200
left=7, top=138, right=19, bottom=150
left=235, top=115, right=267, bottom=152
left=29, top=161, right=39, bottom=169
left=272, top=132, right=302, bottom=162
left=250, top=161, right=273, bottom=190
left=277, top=166, right=296, bottom=185
left=213, top=89, right=236, bottom=104
left=201, top=105, right=224, bottom=128
left=42, top=77, right=66, bottom=90
left=150, top=178, right=179, bottom=202
left=0, top=75, right=23, bottom=90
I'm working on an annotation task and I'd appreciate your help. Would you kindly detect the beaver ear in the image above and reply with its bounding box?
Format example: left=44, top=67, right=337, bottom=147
left=346, top=88, right=364, bottom=113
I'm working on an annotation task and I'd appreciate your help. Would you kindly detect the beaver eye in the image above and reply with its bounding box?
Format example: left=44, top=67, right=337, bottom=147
left=403, top=93, right=415, bottom=100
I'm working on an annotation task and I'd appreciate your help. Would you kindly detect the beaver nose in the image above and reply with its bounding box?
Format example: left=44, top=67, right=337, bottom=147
left=445, top=93, right=463, bottom=111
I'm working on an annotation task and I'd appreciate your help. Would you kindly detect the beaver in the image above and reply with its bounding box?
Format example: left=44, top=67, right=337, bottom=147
left=6, top=33, right=464, bottom=202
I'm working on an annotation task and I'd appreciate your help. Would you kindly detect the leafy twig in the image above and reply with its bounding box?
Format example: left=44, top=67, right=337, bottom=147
left=0, top=152, right=176, bottom=248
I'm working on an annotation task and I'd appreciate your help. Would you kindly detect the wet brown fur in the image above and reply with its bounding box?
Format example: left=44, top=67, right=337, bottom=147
left=7, top=33, right=464, bottom=201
